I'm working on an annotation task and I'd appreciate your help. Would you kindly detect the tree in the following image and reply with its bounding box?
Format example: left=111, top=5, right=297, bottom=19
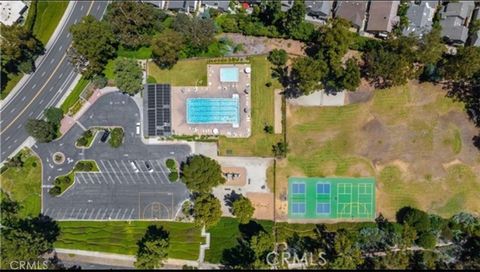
left=173, top=14, right=216, bottom=55
left=180, top=155, right=225, bottom=193
left=339, top=58, right=361, bottom=92
left=44, top=107, right=63, bottom=127
left=291, top=57, right=327, bottom=96
left=441, top=46, right=480, bottom=81
left=0, top=191, right=20, bottom=226
left=231, top=196, right=255, bottom=224
left=134, top=226, right=169, bottom=269
left=363, top=46, right=411, bottom=88
left=283, top=0, right=306, bottom=37
left=316, top=18, right=354, bottom=67
left=151, top=29, right=185, bottom=69
left=417, top=25, right=445, bottom=66
left=0, top=24, right=43, bottom=75
left=25, top=119, right=57, bottom=143
left=416, top=232, right=437, bottom=249
left=69, top=15, right=117, bottom=78
left=250, top=231, right=274, bottom=268
left=272, top=142, right=288, bottom=157
left=268, top=49, right=288, bottom=67
left=104, top=1, right=166, bottom=49
left=396, top=207, right=431, bottom=234
left=114, top=58, right=143, bottom=95
left=330, top=230, right=364, bottom=269
left=192, top=193, right=222, bottom=227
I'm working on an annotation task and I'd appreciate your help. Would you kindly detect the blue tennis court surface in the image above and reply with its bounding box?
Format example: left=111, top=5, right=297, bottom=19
left=220, top=67, right=239, bottom=82
left=187, top=97, right=239, bottom=125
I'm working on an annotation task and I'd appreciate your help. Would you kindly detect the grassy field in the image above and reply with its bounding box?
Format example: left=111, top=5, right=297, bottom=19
left=56, top=221, right=203, bottom=260
left=0, top=149, right=41, bottom=218
left=31, top=1, right=69, bottom=45
left=218, top=56, right=283, bottom=157
left=1, top=73, right=23, bottom=99
left=61, top=77, right=89, bottom=113
left=147, top=59, right=208, bottom=86
left=117, top=46, right=152, bottom=59
left=276, top=82, right=480, bottom=219
left=205, top=217, right=274, bottom=264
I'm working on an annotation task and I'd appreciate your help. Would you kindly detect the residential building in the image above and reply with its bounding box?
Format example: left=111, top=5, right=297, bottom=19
left=141, top=0, right=166, bottom=9
left=165, top=0, right=199, bottom=13
left=0, top=1, right=27, bottom=26
left=281, top=0, right=294, bottom=12
left=439, top=1, right=475, bottom=45
left=365, top=1, right=400, bottom=37
left=305, top=1, right=333, bottom=21
left=334, top=1, right=368, bottom=31
left=402, top=1, right=438, bottom=38
left=202, top=0, right=230, bottom=12
left=472, top=8, right=480, bottom=47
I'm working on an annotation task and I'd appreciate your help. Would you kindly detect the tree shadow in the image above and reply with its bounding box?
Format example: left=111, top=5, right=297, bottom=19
left=224, top=190, right=242, bottom=208
left=137, top=225, right=170, bottom=248
left=220, top=238, right=255, bottom=269
left=239, top=220, right=265, bottom=241
left=19, top=214, right=60, bottom=245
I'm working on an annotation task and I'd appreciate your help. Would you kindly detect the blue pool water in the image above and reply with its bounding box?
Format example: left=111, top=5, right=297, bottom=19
left=220, top=67, right=239, bottom=82
left=187, top=97, right=239, bottom=125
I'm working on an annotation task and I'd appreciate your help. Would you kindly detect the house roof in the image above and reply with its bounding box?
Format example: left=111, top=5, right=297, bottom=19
left=0, top=0, right=27, bottom=26
left=167, top=0, right=186, bottom=10
left=366, top=1, right=400, bottom=32
left=402, top=1, right=437, bottom=37
left=305, top=1, right=333, bottom=18
left=203, top=0, right=229, bottom=10
left=441, top=17, right=469, bottom=43
left=441, top=1, right=475, bottom=20
left=334, top=1, right=368, bottom=29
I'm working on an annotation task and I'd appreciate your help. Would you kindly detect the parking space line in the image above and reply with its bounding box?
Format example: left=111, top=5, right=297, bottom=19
left=89, top=209, right=95, bottom=219
left=146, top=173, right=158, bottom=184
left=44, top=208, right=49, bottom=215
left=115, top=209, right=121, bottom=219
left=83, top=209, right=88, bottom=219
left=121, top=208, right=128, bottom=219
left=108, top=161, right=122, bottom=184
left=108, top=209, right=115, bottom=219
left=62, top=209, right=68, bottom=219
left=70, top=208, right=76, bottom=218
left=99, top=160, right=109, bottom=172
left=127, top=172, right=137, bottom=184
left=141, top=171, right=151, bottom=184
left=102, top=165, right=116, bottom=184
left=128, top=208, right=135, bottom=219
left=95, top=209, right=102, bottom=219
left=152, top=160, right=170, bottom=182
left=102, top=208, right=108, bottom=219
left=119, top=160, right=129, bottom=173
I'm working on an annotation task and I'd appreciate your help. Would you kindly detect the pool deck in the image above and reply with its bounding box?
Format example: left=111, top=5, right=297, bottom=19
left=171, top=64, right=251, bottom=138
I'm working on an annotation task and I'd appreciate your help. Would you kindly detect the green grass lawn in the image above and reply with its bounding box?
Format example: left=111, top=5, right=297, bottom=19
left=1, top=73, right=23, bottom=99
left=118, top=46, right=152, bottom=59
left=0, top=149, right=41, bottom=218
left=61, top=77, right=89, bottom=113
left=147, top=59, right=208, bottom=86
left=205, top=217, right=273, bottom=264
left=218, top=55, right=282, bottom=157
left=104, top=59, right=116, bottom=80
left=56, top=221, right=203, bottom=260
left=31, top=1, right=69, bottom=45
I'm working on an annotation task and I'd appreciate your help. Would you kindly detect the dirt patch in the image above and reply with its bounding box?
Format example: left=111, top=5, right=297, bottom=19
left=247, top=192, right=274, bottom=220
left=220, top=33, right=307, bottom=56
left=222, top=167, right=247, bottom=186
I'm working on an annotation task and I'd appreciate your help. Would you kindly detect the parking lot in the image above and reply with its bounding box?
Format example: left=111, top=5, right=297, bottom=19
left=34, top=92, right=191, bottom=220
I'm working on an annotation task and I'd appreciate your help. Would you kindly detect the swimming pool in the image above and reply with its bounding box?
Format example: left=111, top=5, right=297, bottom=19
left=187, top=97, right=239, bottom=126
left=220, top=67, right=239, bottom=82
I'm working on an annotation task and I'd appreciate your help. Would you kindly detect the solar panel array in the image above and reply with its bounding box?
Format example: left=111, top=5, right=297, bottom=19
left=145, top=84, right=171, bottom=136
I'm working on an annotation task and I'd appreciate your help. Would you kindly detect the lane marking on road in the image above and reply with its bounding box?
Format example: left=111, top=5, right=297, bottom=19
left=0, top=1, right=96, bottom=135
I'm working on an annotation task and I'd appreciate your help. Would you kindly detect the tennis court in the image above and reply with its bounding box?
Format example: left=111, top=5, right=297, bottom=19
left=288, top=177, right=376, bottom=221
left=186, top=96, right=240, bottom=126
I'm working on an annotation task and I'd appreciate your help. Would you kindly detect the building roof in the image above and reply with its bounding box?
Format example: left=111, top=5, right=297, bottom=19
left=0, top=1, right=27, bottom=26
left=305, top=1, right=332, bottom=18
left=334, top=1, right=368, bottom=29
left=167, top=0, right=186, bottom=10
left=366, top=1, right=400, bottom=32
left=202, top=0, right=229, bottom=11
left=402, top=1, right=437, bottom=37
left=142, top=0, right=165, bottom=8
left=439, top=1, right=475, bottom=44
left=441, top=1, right=475, bottom=19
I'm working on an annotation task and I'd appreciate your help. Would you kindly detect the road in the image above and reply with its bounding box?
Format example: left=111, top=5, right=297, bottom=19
left=0, top=1, right=108, bottom=162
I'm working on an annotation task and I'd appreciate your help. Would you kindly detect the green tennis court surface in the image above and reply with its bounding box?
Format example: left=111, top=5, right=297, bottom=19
left=288, top=177, right=376, bottom=220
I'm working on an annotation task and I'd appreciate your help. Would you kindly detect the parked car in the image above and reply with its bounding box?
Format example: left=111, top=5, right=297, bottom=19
left=100, top=130, right=110, bottom=142
left=145, top=161, right=154, bottom=173
left=130, top=161, right=139, bottom=173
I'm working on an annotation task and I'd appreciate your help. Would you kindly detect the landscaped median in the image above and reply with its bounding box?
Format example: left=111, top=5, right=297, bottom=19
left=49, top=160, right=99, bottom=196
left=165, top=158, right=179, bottom=182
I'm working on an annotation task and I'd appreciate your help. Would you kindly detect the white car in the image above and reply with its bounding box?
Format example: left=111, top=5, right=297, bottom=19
left=130, top=161, right=139, bottom=173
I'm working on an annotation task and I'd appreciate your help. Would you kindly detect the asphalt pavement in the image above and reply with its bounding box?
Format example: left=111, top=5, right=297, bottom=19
left=34, top=93, right=192, bottom=220
left=0, top=1, right=108, bottom=162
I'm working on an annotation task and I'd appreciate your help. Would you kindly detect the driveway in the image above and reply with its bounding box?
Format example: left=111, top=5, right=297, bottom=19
left=33, top=93, right=191, bottom=220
